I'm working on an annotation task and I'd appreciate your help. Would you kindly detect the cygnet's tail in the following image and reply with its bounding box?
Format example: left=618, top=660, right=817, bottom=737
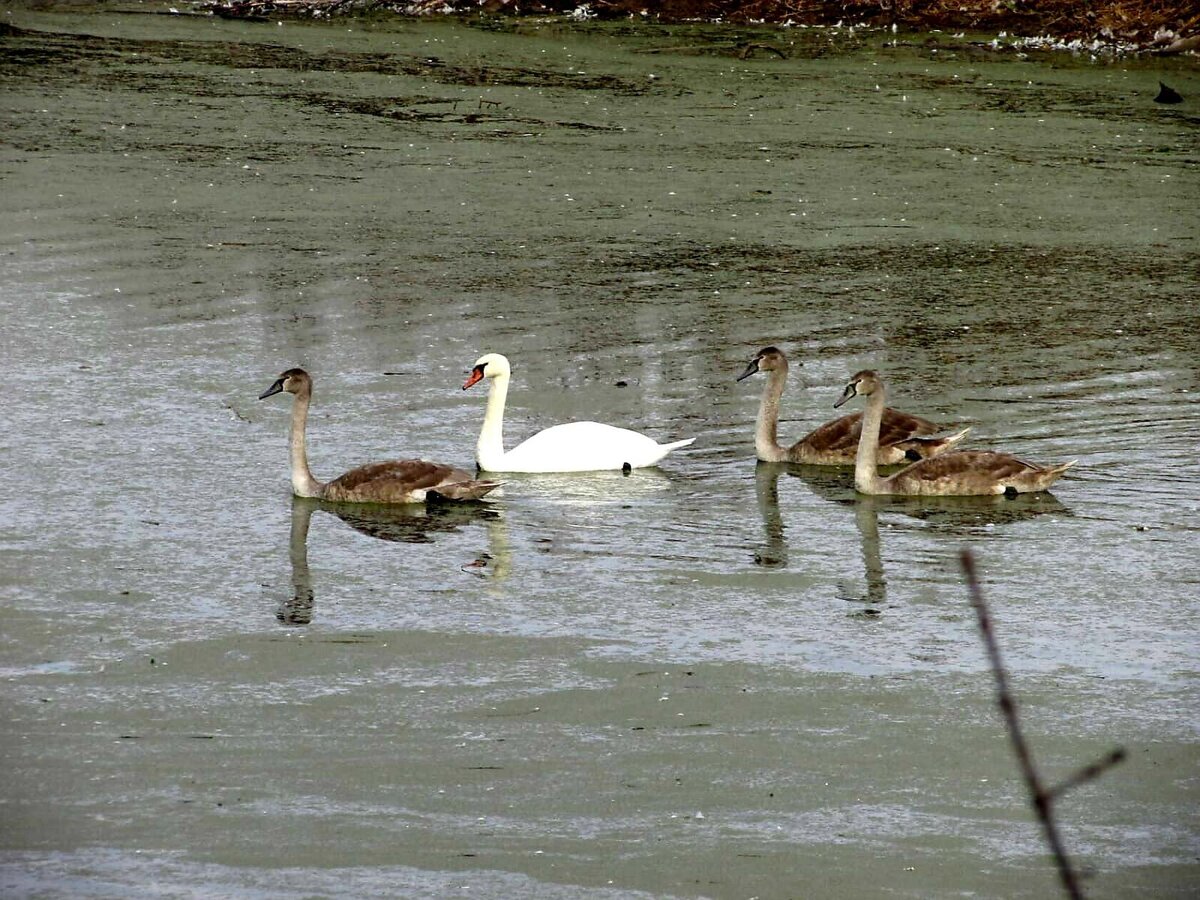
left=1023, top=459, right=1076, bottom=493
left=906, top=427, right=971, bottom=461
left=936, top=427, right=972, bottom=453
left=1045, top=459, right=1077, bottom=477
left=431, top=479, right=503, bottom=501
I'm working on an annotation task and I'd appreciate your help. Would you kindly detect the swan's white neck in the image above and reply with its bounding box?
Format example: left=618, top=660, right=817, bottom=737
left=288, top=386, right=325, bottom=498
left=476, top=371, right=510, bottom=470
left=755, top=366, right=787, bottom=462
left=853, top=385, right=887, bottom=495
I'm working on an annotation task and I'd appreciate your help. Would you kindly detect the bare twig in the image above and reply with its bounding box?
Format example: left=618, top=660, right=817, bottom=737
left=1046, top=747, right=1127, bottom=803
left=960, top=549, right=1125, bottom=900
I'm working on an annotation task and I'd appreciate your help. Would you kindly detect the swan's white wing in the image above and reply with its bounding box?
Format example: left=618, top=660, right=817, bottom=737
left=501, top=421, right=674, bottom=472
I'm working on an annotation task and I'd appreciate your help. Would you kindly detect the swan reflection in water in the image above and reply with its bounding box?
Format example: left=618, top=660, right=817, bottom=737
left=752, top=461, right=1073, bottom=607
left=281, top=495, right=502, bottom=625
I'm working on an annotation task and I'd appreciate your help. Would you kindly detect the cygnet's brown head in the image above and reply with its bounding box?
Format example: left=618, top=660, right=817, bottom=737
left=834, top=369, right=881, bottom=408
left=736, top=346, right=790, bottom=382
left=259, top=368, right=312, bottom=400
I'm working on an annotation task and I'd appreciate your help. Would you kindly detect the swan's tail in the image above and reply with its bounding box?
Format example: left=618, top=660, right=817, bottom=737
left=637, top=436, right=695, bottom=469
left=660, top=437, right=696, bottom=453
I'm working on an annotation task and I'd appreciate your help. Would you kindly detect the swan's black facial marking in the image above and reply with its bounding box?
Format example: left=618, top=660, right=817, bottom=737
left=463, top=363, right=487, bottom=390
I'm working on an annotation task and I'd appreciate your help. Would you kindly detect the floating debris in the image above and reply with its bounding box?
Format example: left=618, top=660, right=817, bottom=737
left=1154, top=81, right=1184, bottom=103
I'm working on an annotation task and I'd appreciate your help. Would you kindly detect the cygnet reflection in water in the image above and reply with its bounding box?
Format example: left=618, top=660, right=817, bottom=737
left=753, top=462, right=789, bottom=569
left=751, top=462, right=1073, bottom=612
left=855, top=490, right=1074, bottom=530
left=330, top=498, right=500, bottom=544
left=841, top=492, right=1072, bottom=612
left=770, top=456, right=1073, bottom=525
left=279, top=496, right=501, bottom=626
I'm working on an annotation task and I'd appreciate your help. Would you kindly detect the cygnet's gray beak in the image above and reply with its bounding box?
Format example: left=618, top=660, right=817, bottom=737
left=833, top=383, right=856, bottom=408
left=735, top=359, right=760, bottom=382
left=258, top=378, right=285, bottom=400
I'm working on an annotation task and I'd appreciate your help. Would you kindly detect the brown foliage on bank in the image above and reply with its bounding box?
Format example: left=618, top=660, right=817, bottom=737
left=203, top=0, right=1200, bottom=49
left=590, top=1, right=1196, bottom=38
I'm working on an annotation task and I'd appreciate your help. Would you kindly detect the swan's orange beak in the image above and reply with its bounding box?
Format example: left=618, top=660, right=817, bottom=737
left=463, top=366, right=485, bottom=390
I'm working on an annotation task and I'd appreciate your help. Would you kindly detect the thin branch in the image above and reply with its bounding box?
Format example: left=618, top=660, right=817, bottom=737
left=960, top=549, right=1095, bottom=899
left=1046, top=748, right=1127, bottom=803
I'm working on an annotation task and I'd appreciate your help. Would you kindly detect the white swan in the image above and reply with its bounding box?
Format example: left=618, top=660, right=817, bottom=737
left=462, top=353, right=695, bottom=473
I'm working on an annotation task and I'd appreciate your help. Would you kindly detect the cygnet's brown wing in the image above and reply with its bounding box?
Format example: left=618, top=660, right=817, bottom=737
left=889, top=450, right=1043, bottom=495
left=325, top=460, right=493, bottom=504
left=801, top=407, right=941, bottom=453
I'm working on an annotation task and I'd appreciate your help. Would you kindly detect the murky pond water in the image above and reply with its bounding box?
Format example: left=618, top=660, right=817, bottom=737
left=2, top=5, right=1198, bottom=897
